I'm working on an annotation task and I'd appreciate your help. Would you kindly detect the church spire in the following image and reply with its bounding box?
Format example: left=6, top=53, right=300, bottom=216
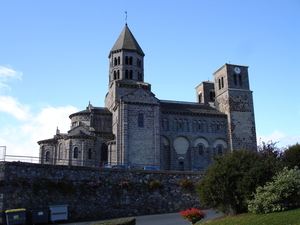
left=109, top=24, right=144, bottom=57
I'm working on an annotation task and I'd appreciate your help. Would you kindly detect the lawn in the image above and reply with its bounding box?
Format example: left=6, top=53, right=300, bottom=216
left=200, top=208, right=300, bottom=225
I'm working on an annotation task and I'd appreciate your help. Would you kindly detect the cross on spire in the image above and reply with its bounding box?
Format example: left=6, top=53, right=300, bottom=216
left=125, top=11, right=128, bottom=24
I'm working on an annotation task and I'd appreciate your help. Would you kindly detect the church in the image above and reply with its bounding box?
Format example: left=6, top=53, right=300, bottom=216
left=38, top=24, right=257, bottom=171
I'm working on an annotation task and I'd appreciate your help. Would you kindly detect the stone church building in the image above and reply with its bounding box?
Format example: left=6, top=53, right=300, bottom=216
left=38, top=24, right=257, bottom=171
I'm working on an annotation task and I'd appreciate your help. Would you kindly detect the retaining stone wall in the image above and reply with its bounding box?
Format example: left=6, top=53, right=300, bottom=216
left=0, top=162, right=203, bottom=223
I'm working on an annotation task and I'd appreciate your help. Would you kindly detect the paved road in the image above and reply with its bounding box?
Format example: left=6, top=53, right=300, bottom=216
left=56, top=210, right=223, bottom=225
left=135, top=210, right=222, bottom=225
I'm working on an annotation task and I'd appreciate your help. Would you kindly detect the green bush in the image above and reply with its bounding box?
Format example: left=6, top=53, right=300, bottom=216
left=196, top=149, right=278, bottom=215
left=248, top=167, right=300, bottom=214
left=92, top=217, right=136, bottom=225
left=282, top=143, right=300, bottom=169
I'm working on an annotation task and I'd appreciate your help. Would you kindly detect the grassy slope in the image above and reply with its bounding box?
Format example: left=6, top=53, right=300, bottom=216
left=200, top=208, right=300, bottom=225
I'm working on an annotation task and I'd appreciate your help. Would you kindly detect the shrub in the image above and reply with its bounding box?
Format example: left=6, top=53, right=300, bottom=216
left=180, top=179, right=193, bottom=188
left=148, top=180, right=162, bottom=189
left=92, top=217, right=136, bottom=225
left=196, top=149, right=279, bottom=215
left=248, top=167, right=300, bottom=214
left=282, top=143, right=300, bottom=169
left=118, top=178, right=133, bottom=188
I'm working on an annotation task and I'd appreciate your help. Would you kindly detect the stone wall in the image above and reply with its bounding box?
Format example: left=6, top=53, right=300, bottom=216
left=0, top=162, right=204, bottom=223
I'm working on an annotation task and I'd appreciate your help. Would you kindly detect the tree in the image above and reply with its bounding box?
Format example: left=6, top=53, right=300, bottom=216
left=196, top=149, right=279, bottom=215
left=282, top=143, right=300, bottom=169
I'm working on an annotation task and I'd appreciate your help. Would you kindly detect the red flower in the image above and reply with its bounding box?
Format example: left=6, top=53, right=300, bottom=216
left=180, top=208, right=206, bottom=224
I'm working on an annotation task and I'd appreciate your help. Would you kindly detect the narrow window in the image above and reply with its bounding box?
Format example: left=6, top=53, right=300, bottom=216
left=218, top=79, right=221, bottom=90
left=217, top=145, right=223, bottom=155
left=45, top=151, right=50, bottom=162
left=117, top=70, right=120, bottom=79
left=138, top=113, right=144, bottom=127
left=114, top=71, right=117, bottom=80
left=125, top=70, right=129, bottom=79
left=58, top=143, right=63, bottom=160
left=88, top=148, right=92, bottom=159
left=199, top=144, right=204, bottom=156
left=210, top=91, right=215, bottom=101
left=73, top=147, right=78, bottom=158
left=129, top=56, right=133, bottom=65
left=125, top=56, right=128, bottom=64
left=114, top=58, right=117, bottom=66
left=129, top=70, right=133, bottom=79
left=198, top=93, right=202, bottom=103
left=221, top=77, right=224, bottom=88
left=117, top=56, right=120, bottom=65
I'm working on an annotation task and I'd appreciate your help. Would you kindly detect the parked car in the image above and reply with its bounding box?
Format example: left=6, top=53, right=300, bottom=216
left=104, top=164, right=112, bottom=168
left=143, top=166, right=159, bottom=170
left=112, top=165, right=130, bottom=169
left=192, top=167, right=204, bottom=171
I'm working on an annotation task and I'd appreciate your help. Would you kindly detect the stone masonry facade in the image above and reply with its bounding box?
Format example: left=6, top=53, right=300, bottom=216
left=38, top=24, right=257, bottom=171
left=0, top=162, right=203, bottom=223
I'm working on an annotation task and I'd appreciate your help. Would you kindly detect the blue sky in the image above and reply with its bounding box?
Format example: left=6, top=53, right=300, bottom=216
left=0, top=0, right=299, bottom=158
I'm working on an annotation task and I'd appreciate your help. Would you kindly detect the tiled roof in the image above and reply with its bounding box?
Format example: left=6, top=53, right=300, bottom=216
left=160, top=100, right=226, bottom=117
left=110, top=24, right=144, bottom=56
left=69, top=107, right=111, bottom=118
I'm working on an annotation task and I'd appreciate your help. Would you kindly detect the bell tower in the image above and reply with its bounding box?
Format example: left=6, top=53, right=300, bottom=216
left=108, top=24, right=144, bottom=84
left=105, top=24, right=149, bottom=111
left=213, top=64, right=257, bottom=151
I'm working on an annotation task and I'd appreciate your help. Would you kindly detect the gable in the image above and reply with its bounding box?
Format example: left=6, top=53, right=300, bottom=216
left=121, top=88, right=159, bottom=105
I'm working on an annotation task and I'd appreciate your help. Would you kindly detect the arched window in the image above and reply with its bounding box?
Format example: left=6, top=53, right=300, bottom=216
left=217, top=145, right=223, bottom=155
left=45, top=151, right=50, bottom=162
left=125, top=70, right=129, bottom=79
left=138, top=113, right=144, bottom=127
left=198, top=144, right=204, bottom=156
left=129, top=56, right=133, bottom=65
left=198, top=93, right=202, bottom=103
left=114, top=71, right=117, bottom=80
left=162, top=118, right=169, bottom=131
left=114, top=58, right=117, bottom=66
left=117, top=70, right=120, bottom=79
left=209, top=91, right=215, bottom=101
left=58, top=143, right=63, bottom=160
left=117, top=56, right=120, bottom=65
left=221, top=77, right=224, bottom=88
left=125, top=56, right=128, bottom=65
left=73, top=147, right=79, bottom=159
left=218, top=79, right=221, bottom=90
left=129, top=70, right=133, bottom=79
left=88, top=148, right=92, bottom=159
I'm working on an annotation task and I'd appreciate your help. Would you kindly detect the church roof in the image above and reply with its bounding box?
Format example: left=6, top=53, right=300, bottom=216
left=110, top=24, right=145, bottom=56
left=69, top=107, right=111, bottom=118
left=160, top=100, right=226, bottom=117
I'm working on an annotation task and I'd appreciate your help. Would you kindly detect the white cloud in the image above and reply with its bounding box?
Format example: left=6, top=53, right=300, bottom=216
left=0, top=96, right=77, bottom=159
left=0, top=96, right=31, bottom=120
left=257, top=129, right=300, bottom=149
left=0, top=66, right=22, bottom=81
left=0, top=66, right=22, bottom=92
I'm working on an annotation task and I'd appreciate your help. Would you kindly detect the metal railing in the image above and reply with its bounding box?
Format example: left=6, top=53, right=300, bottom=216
left=3, top=155, right=40, bottom=163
